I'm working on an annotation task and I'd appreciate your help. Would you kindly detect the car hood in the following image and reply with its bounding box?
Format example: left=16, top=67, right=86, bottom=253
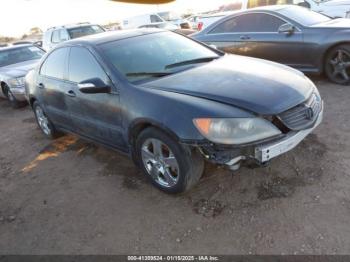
left=323, top=0, right=350, bottom=6
left=312, top=18, right=350, bottom=28
left=142, top=55, right=313, bottom=115
left=0, top=59, right=39, bottom=78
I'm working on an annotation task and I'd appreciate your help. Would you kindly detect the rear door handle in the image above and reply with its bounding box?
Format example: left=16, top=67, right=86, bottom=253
left=37, top=83, right=45, bottom=89
left=66, top=90, right=76, bottom=97
left=240, top=35, right=251, bottom=40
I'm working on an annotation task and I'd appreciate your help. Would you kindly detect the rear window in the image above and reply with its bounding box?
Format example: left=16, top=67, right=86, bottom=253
left=68, top=25, right=105, bottom=39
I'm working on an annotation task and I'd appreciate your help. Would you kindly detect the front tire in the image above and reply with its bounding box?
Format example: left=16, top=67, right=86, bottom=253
left=325, top=45, right=350, bottom=85
left=135, top=127, right=204, bottom=194
left=3, top=84, right=26, bottom=109
left=33, top=101, right=61, bottom=139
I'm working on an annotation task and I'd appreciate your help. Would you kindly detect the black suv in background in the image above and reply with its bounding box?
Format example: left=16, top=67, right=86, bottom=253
left=42, top=22, right=105, bottom=51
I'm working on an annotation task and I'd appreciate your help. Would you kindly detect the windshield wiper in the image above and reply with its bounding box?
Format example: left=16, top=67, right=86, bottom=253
left=165, top=56, right=219, bottom=70
left=126, top=72, right=173, bottom=77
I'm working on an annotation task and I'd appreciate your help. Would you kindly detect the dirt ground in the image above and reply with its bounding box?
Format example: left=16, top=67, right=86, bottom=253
left=0, top=77, right=350, bottom=255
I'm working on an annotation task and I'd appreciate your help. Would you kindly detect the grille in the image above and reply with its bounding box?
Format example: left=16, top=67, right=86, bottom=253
left=278, top=93, right=322, bottom=131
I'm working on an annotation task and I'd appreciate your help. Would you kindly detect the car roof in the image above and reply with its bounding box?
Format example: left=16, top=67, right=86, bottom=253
left=198, top=5, right=291, bottom=19
left=46, top=23, right=100, bottom=32
left=200, top=11, right=238, bottom=18
left=202, top=5, right=296, bottom=20
left=61, top=29, right=166, bottom=46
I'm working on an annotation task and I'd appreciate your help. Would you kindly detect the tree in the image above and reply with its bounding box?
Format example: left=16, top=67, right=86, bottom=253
left=30, top=27, right=42, bottom=35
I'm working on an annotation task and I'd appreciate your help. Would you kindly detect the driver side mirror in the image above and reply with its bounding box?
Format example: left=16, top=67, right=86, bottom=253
left=278, top=23, right=295, bottom=35
left=78, top=78, right=111, bottom=94
left=34, top=40, right=43, bottom=47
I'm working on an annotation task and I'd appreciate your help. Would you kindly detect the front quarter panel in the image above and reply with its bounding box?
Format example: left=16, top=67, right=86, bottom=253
left=121, top=84, right=254, bottom=144
left=313, top=28, right=350, bottom=70
left=24, top=69, right=36, bottom=103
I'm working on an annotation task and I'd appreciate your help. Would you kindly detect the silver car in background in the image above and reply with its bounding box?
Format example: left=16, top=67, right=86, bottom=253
left=0, top=44, right=45, bottom=108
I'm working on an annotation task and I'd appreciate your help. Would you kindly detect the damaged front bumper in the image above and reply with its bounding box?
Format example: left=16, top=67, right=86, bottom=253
left=191, top=105, right=324, bottom=170
left=9, top=86, right=27, bottom=102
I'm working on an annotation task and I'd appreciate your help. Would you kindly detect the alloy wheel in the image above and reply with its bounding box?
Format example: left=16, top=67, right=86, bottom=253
left=328, top=49, right=350, bottom=84
left=35, top=106, right=51, bottom=136
left=141, top=138, right=180, bottom=188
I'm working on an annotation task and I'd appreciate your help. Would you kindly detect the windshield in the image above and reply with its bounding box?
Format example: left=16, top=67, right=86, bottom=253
left=100, top=32, right=219, bottom=84
left=0, top=46, right=44, bottom=67
left=278, top=6, right=331, bottom=26
left=68, top=25, right=105, bottom=39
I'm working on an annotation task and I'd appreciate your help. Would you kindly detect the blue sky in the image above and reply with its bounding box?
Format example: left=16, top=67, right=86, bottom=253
left=0, top=0, right=234, bottom=37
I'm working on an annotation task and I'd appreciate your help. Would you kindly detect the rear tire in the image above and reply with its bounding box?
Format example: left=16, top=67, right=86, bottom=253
left=325, top=44, right=350, bottom=85
left=135, top=127, right=204, bottom=194
left=33, top=101, right=62, bottom=139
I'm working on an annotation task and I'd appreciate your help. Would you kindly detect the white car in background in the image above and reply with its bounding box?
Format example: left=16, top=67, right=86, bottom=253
left=294, top=0, right=350, bottom=18
left=217, top=0, right=350, bottom=18
left=42, top=23, right=105, bottom=51
left=122, top=13, right=165, bottom=29
left=157, top=11, right=192, bottom=29
left=243, top=0, right=350, bottom=18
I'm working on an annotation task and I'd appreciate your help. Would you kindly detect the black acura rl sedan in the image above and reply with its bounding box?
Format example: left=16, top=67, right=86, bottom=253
left=192, top=5, right=350, bottom=85
left=25, top=29, right=323, bottom=193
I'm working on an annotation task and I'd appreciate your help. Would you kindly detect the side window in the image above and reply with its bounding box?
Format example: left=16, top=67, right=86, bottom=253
left=210, top=13, right=285, bottom=34
left=51, top=30, right=60, bottom=43
left=150, top=15, right=162, bottom=23
left=210, top=17, right=240, bottom=34
left=59, top=29, right=69, bottom=42
left=68, top=47, right=109, bottom=83
left=40, top=47, right=68, bottom=79
left=256, top=14, right=286, bottom=32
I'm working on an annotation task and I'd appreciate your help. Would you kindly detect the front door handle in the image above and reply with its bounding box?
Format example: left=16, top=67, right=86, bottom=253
left=37, top=83, right=45, bottom=89
left=240, top=35, right=251, bottom=40
left=66, top=90, right=76, bottom=97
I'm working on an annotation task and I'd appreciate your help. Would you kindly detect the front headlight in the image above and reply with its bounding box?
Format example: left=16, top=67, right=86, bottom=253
left=304, top=76, right=321, bottom=99
left=193, top=118, right=281, bottom=145
left=8, top=77, right=25, bottom=88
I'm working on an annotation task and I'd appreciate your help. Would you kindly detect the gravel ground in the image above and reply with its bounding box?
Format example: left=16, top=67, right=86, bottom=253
left=0, top=77, right=349, bottom=255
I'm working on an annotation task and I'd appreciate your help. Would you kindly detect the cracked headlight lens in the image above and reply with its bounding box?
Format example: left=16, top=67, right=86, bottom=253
left=193, top=118, right=281, bottom=145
